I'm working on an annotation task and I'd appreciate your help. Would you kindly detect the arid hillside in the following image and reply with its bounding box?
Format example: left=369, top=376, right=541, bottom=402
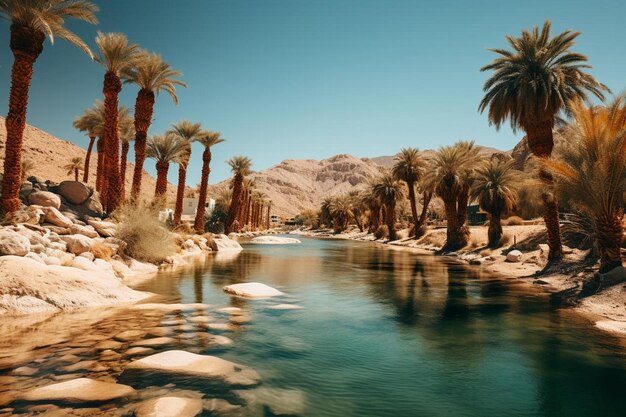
left=0, top=117, right=177, bottom=204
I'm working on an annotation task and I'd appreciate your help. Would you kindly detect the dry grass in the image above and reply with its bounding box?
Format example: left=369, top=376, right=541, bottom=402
left=113, top=202, right=175, bottom=264
left=374, top=225, right=388, bottom=240
left=90, top=242, right=114, bottom=260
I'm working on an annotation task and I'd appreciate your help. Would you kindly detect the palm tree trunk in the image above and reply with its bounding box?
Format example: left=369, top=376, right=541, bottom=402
left=120, top=141, right=130, bottom=201
left=245, top=195, right=252, bottom=227
left=83, top=135, right=96, bottom=183
left=225, top=174, right=243, bottom=234
left=102, top=71, right=123, bottom=213
left=387, top=202, right=397, bottom=241
left=74, top=168, right=79, bottom=182
left=154, top=161, right=169, bottom=198
left=266, top=202, right=271, bottom=229
left=96, top=138, right=104, bottom=192
left=417, top=191, right=432, bottom=229
left=527, top=121, right=563, bottom=260
left=455, top=185, right=471, bottom=248
left=1, top=25, right=44, bottom=215
left=406, top=180, right=419, bottom=237
left=173, top=165, right=187, bottom=226
left=597, top=211, right=623, bottom=274
left=194, top=148, right=212, bottom=234
left=488, top=212, right=503, bottom=248
left=131, top=89, right=155, bottom=200
left=443, top=198, right=464, bottom=251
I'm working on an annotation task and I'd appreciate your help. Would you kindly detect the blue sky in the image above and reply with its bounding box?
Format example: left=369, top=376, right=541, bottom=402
left=0, top=0, right=623, bottom=184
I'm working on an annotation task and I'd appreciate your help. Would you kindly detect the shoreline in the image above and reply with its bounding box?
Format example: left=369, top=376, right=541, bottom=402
left=290, top=227, right=626, bottom=339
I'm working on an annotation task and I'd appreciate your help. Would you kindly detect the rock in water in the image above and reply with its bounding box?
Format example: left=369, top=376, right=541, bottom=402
left=27, top=191, right=61, bottom=209
left=0, top=230, right=30, bottom=256
left=21, top=378, right=135, bottom=403
left=122, top=350, right=260, bottom=387
left=250, top=236, right=301, bottom=245
left=134, top=396, right=203, bottom=417
left=506, top=250, right=523, bottom=263
left=58, top=181, right=91, bottom=205
left=223, top=282, right=283, bottom=298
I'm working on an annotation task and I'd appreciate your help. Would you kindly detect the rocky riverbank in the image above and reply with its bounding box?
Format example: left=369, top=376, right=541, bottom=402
left=292, top=226, right=626, bottom=339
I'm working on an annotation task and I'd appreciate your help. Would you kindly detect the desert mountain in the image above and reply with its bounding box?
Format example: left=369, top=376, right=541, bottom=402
left=0, top=117, right=177, bottom=204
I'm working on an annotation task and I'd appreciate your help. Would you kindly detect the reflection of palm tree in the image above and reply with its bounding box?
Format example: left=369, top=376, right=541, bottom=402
left=193, top=267, right=203, bottom=304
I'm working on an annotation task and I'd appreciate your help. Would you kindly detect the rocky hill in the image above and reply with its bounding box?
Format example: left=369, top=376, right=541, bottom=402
left=0, top=117, right=177, bottom=204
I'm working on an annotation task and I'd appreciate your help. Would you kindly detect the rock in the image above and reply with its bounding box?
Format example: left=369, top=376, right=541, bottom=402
left=0, top=230, right=30, bottom=256
left=43, top=207, right=74, bottom=228
left=94, top=340, right=123, bottom=350
left=12, top=366, right=37, bottom=376
left=188, top=316, right=212, bottom=324
left=71, top=256, right=97, bottom=271
left=28, top=191, right=61, bottom=209
left=217, top=307, right=243, bottom=315
left=213, top=235, right=243, bottom=252
left=44, top=256, right=62, bottom=266
left=267, top=304, right=303, bottom=310
left=250, top=236, right=301, bottom=245
left=60, top=234, right=93, bottom=255
left=538, top=244, right=550, bottom=258
left=75, top=196, right=104, bottom=217
left=469, top=258, right=483, bottom=265
left=506, top=250, right=523, bottom=263
left=78, top=252, right=95, bottom=261
left=43, top=224, right=71, bottom=235
left=124, top=347, right=155, bottom=357
left=25, top=252, right=45, bottom=264
left=134, top=396, right=203, bottom=417
left=20, top=378, right=135, bottom=403
left=122, top=350, right=260, bottom=387
left=130, top=337, right=176, bottom=347
left=114, top=330, right=147, bottom=342
left=58, top=181, right=91, bottom=205
left=69, top=224, right=98, bottom=239
left=87, top=219, right=116, bottom=238
left=223, top=283, right=283, bottom=298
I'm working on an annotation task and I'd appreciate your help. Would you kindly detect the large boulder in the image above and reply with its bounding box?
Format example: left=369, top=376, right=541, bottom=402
left=20, top=378, right=135, bottom=403
left=506, top=250, right=523, bottom=263
left=58, top=181, right=92, bottom=205
left=27, top=191, right=61, bottom=209
left=0, top=230, right=30, bottom=256
left=134, top=396, right=203, bottom=417
left=60, top=234, right=93, bottom=255
left=43, top=207, right=74, bottom=228
left=122, top=350, right=260, bottom=388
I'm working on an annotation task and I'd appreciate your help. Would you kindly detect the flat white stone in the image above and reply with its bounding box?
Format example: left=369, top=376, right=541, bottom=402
left=223, top=283, right=283, bottom=298
left=267, top=304, right=303, bottom=310
left=249, top=236, right=301, bottom=245
left=124, top=350, right=260, bottom=387
left=21, top=378, right=135, bottom=403
left=135, top=396, right=203, bottom=417
left=130, top=337, right=176, bottom=347
left=217, top=307, right=243, bottom=315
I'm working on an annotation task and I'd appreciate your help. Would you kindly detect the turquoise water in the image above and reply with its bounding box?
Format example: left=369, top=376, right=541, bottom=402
left=139, top=236, right=626, bottom=417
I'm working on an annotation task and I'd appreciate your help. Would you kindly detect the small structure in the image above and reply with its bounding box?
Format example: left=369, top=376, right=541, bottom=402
left=467, top=204, right=488, bottom=225
left=270, top=214, right=280, bottom=225
left=180, top=197, right=216, bottom=221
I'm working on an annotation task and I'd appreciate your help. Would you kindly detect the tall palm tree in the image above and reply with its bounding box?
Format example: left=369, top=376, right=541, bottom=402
left=94, top=31, right=140, bottom=212
left=0, top=0, right=98, bottom=214
left=329, top=195, right=354, bottom=233
left=372, top=173, right=405, bottom=241
left=362, top=188, right=382, bottom=233
left=167, top=120, right=203, bottom=226
left=73, top=105, right=100, bottom=182
left=429, top=141, right=482, bottom=251
left=122, top=51, right=186, bottom=199
left=118, top=111, right=135, bottom=200
left=192, top=131, right=225, bottom=233
left=471, top=159, right=519, bottom=247
left=543, top=98, right=626, bottom=275
left=347, top=190, right=366, bottom=232
left=392, top=148, right=424, bottom=238
left=63, top=157, right=84, bottom=181
left=146, top=133, right=186, bottom=200
left=225, top=156, right=252, bottom=234
left=479, top=20, right=608, bottom=260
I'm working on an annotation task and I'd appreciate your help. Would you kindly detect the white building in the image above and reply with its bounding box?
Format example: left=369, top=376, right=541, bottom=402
left=181, top=197, right=215, bottom=221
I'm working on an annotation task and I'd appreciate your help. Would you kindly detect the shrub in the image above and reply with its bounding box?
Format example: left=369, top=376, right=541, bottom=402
left=374, top=225, right=388, bottom=240
left=503, top=215, right=524, bottom=226
left=90, top=242, right=114, bottom=260
left=113, top=202, right=175, bottom=264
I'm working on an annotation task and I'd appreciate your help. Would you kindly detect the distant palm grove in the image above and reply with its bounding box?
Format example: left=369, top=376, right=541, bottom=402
left=0, top=3, right=625, bottom=284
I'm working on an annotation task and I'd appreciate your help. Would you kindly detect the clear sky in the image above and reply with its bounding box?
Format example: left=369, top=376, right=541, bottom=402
left=0, top=0, right=623, bottom=185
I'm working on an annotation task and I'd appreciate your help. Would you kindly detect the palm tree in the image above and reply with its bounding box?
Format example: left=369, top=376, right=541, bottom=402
left=429, top=141, right=482, bottom=251
left=471, top=159, right=519, bottom=247
left=362, top=187, right=383, bottom=233
left=63, top=157, right=84, bottom=181
left=329, top=195, right=353, bottom=233
left=94, top=31, right=140, bottom=212
left=479, top=20, right=608, bottom=260
left=146, top=133, right=186, bottom=200
left=122, top=51, right=186, bottom=199
left=73, top=106, right=100, bottom=182
left=225, top=156, right=252, bottom=234
left=167, top=120, right=203, bottom=226
left=0, top=0, right=98, bottom=215
left=543, top=98, right=626, bottom=275
left=347, top=190, right=366, bottom=232
left=192, top=131, right=225, bottom=233
left=392, top=148, right=424, bottom=238
left=118, top=111, right=135, bottom=200
left=372, top=173, right=405, bottom=241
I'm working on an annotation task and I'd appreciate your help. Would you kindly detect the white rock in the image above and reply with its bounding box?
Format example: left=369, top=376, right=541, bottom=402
left=43, top=207, right=74, bottom=228
left=250, top=236, right=301, bottom=245
left=24, top=252, right=45, bottom=264
left=87, top=219, right=117, bottom=237
left=123, top=350, right=260, bottom=387
left=21, top=377, right=135, bottom=403
left=0, top=230, right=30, bottom=256
left=135, top=396, right=203, bottom=417
left=94, top=258, right=114, bottom=272
left=71, top=256, right=97, bottom=271
left=506, top=250, right=523, bottom=263
left=28, top=191, right=61, bottom=209
left=78, top=251, right=95, bottom=261
left=223, top=282, right=283, bottom=298
left=267, top=304, right=303, bottom=310
left=213, top=235, right=243, bottom=252
left=217, top=307, right=243, bottom=315
left=44, top=256, right=62, bottom=266
left=70, top=224, right=99, bottom=238
left=60, top=234, right=93, bottom=255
